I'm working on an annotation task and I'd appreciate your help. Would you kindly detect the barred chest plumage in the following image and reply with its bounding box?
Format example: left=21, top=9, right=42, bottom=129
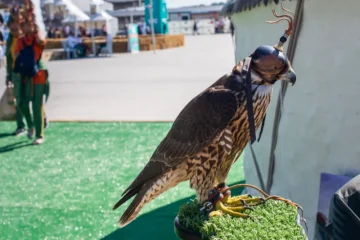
left=228, top=84, right=273, bottom=156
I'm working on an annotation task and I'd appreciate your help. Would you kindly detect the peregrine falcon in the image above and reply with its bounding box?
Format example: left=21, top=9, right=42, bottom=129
left=113, top=6, right=297, bottom=227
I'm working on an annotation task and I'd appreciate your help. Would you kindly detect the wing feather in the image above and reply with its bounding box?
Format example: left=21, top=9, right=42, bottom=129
left=120, top=87, right=238, bottom=198
left=152, top=88, right=238, bottom=167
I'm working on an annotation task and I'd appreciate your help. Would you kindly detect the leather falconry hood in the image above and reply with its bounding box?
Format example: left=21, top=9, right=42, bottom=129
left=250, top=4, right=295, bottom=78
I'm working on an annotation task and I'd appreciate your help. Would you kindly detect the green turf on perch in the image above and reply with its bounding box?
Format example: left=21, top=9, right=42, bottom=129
left=176, top=198, right=307, bottom=240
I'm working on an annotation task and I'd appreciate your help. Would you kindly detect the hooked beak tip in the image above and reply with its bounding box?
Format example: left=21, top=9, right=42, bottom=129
left=291, top=78, right=296, bottom=86
left=280, top=67, right=296, bottom=86
left=289, top=67, right=296, bottom=86
left=290, top=73, right=296, bottom=86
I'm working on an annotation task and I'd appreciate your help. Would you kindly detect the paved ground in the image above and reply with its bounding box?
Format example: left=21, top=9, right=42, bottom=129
left=0, top=34, right=235, bottom=121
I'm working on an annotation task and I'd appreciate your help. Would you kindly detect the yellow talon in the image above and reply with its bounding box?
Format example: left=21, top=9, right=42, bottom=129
left=223, top=195, right=265, bottom=207
left=222, top=194, right=251, bottom=205
left=214, top=201, right=250, bottom=218
left=209, top=210, right=223, bottom=218
left=224, top=205, right=251, bottom=212
left=206, top=183, right=303, bottom=222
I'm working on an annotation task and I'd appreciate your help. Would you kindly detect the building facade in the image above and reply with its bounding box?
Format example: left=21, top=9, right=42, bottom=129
left=168, top=5, right=223, bottom=21
left=110, top=4, right=226, bottom=30
left=105, top=0, right=143, bottom=10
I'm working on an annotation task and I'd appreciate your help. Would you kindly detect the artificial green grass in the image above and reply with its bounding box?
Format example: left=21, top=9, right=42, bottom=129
left=0, top=122, right=245, bottom=240
left=178, top=199, right=306, bottom=240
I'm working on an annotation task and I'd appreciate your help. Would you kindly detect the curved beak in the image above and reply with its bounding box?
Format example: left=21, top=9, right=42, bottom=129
left=279, top=66, right=296, bottom=86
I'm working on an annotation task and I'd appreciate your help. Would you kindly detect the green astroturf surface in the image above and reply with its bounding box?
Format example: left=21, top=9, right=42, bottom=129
left=0, top=122, right=244, bottom=240
left=178, top=200, right=306, bottom=240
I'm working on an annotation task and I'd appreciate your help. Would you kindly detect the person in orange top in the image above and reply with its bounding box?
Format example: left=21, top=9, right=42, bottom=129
left=15, top=17, right=48, bottom=145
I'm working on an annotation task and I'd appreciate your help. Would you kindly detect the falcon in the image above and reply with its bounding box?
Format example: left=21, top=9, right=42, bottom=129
left=113, top=6, right=297, bottom=227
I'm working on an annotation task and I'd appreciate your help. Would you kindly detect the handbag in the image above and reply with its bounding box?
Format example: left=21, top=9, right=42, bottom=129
left=0, top=86, right=16, bottom=121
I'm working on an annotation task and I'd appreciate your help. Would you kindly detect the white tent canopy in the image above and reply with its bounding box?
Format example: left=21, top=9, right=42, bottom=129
left=62, top=15, right=89, bottom=23
left=89, top=11, right=118, bottom=37
left=54, top=0, right=67, bottom=7
left=43, top=0, right=55, bottom=4
left=90, top=11, right=112, bottom=21
left=61, top=0, right=90, bottom=22
left=90, top=0, right=106, bottom=6
left=54, top=0, right=116, bottom=56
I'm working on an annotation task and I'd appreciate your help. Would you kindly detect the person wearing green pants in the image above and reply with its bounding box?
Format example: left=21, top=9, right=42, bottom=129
left=15, top=19, right=49, bottom=144
left=6, top=16, right=49, bottom=137
left=5, top=18, right=26, bottom=136
left=18, top=60, right=49, bottom=143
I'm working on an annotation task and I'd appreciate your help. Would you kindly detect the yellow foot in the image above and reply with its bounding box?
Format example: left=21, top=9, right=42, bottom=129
left=211, top=201, right=251, bottom=218
left=206, top=183, right=304, bottom=222
left=209, top=210, right=223, bottom=218
left=222, top=194, right=266, bottom=207
left=206, top=183, right=264, bottom=219
left=215, top=183, right=266, bottom=207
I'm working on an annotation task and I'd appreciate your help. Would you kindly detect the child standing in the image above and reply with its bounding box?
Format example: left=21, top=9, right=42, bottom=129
left=14, top=14, right=48, bottom=145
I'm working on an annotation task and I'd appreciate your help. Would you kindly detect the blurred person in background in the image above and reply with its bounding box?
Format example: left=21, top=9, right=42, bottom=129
left=193, top=21, right=198, bottom=35
left=5, top=13, right=27, bottom=136
left=66, top=32, right=92, bottom=57
left=3, top=9, right=10, bottom=24
left=63, top=24, right=70, bottom=37
left=0, top=25, right=4, bottom=68
left=66, top=31, right=81, bottom=48
left=79, top=26, right=86, bottom=37
left=86, top=27, right=92, bottom=37
left=95, top=30, right=111, bottom=56
left=14, top=13, right=49, bottom=145
left=0, top=11, right=4, bottom=25
left=47, top=26, right=54, bottom=38
left=230, top=21, right=235, bottom=38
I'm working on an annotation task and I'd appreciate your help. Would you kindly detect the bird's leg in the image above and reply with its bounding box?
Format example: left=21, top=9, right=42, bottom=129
left=207, top=185, right=254, bottom=218
left=209, top=200, right=251, bottom=218
left=216, top=183, right=266, bottom=207
left=205, top=183, right=304, bottom=221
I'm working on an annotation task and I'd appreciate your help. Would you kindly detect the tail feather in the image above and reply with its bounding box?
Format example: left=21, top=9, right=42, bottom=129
left=120, top=161, right=165, bottom=197
left=113, top=185, right=142, bottom=210
left=119, top=188, right=148, bottom=228
left=114, top=161, right=166, bottom=210
left=116, top=166, right=188, bottom=227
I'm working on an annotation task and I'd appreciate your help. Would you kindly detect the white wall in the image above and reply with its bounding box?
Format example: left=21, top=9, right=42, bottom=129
left=232, top=0, right=360, bottom=237
left=231, top=0, right=296, bottom=197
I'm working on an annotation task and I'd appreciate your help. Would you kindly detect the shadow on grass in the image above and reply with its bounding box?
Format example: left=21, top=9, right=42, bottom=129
left=0, top=132, right=13, bottom=139
left=102, top=180, right=245, bottom=240
left=0, top=141, right=32, bottom=153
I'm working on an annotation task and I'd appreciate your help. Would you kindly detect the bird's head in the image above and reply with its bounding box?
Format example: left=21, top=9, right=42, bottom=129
left=250, top=45, right=296, bottom=85
left=248, top=4, right=296, bottom=86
